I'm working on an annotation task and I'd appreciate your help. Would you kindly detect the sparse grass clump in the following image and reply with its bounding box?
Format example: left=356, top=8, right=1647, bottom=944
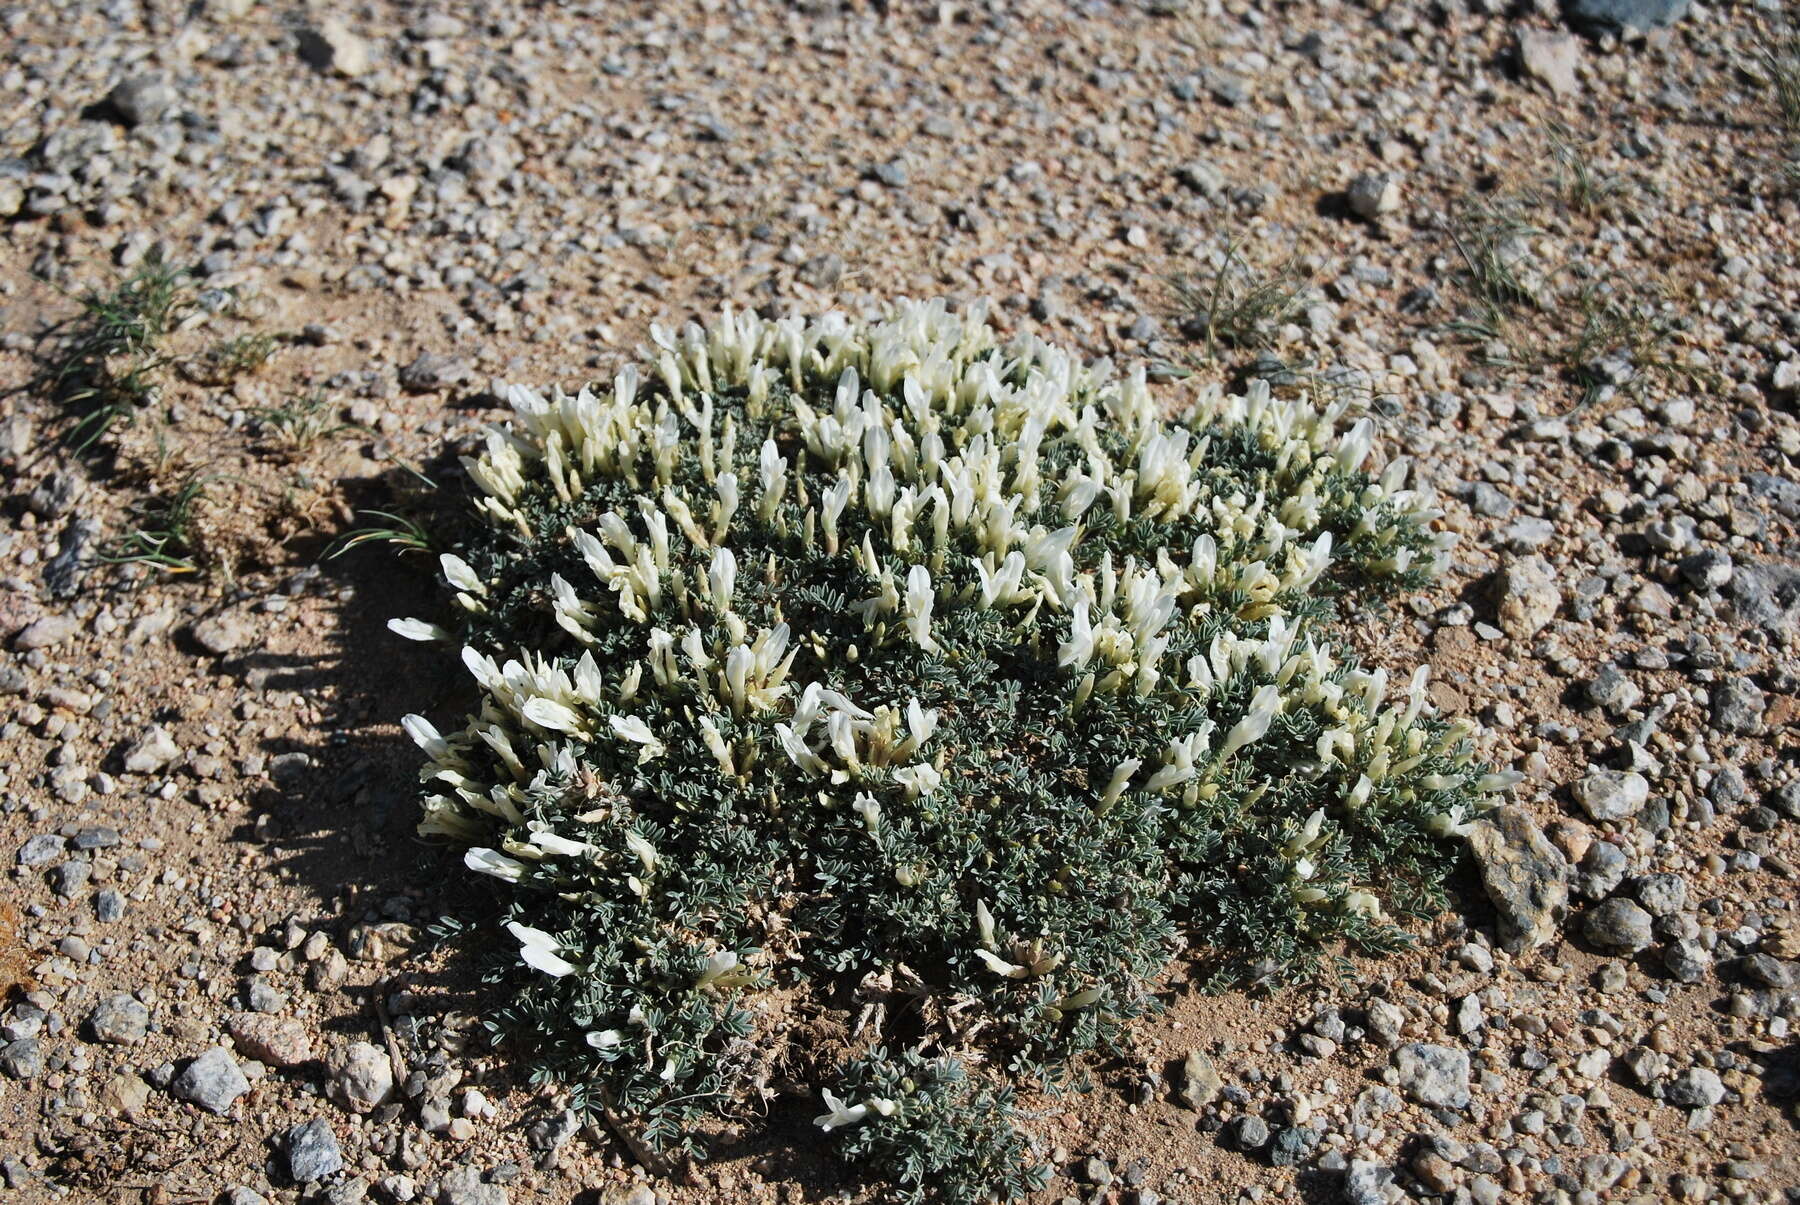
left=250, top=389, right=353, bottom=454
left=185, top=331, right=280, bottom=386
left=48, top=249, right=191, bottom=449
left=1168, top=240, right=1309, bottom=361
left=101, top=470, right=215, bottom=574
left=393, top=301, right=1510, bottom=1200
left=1762, top=32, right=1800, bottom=134
left=1438, top=185, right=1707, bottom=408
left=1544, top=124, right=1633, bottom=218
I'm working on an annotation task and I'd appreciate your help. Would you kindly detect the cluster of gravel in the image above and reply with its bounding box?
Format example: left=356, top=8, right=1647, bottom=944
left=2, top=0, right=1797, bottom=1201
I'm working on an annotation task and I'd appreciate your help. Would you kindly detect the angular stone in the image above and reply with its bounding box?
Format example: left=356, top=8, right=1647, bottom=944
left=1631, top=873, right=1687, bottom=918
left=1393, top=1043, right=1471, bottom=1110
left=437, top=1166, right=508, bottom=1205
left=1467, top=806, right=1569, bottom=953
left=1495, top=557, right=1560, bottom=639
left=399, top=352, right=472, bottom=393
left=1663, top=1067, right=1724, bottom=1109
left=299, top=19, right=371, bottom=77
left=17, top=834, right=65, bottom=866
left=1518, top=30, right=1580, bottom=97
left=192, top=611, right=254, bottom=655
left=283, top=1118, right=344, bottom=1182
left=1344, top=1159, right=1401, bottom=1205
left=229, top=1013, right=315, bottom=1068
left=99, top=1071, right=151, bottom=1114
left=326, top=1040, right=394, bottom=1114
left=14, top=614, right=79, bottom=650
left=1582, top=898, right=1653, bottom=955
left=106, top=75, right=177, bottom=126
left=0, top=1038, right=45, bottom=1079
left=1710, top=678, right=1766, bottom=735
left=171, top=1046, right=249, bottom=1114
left=1572, top=770, right=1649, bottom=823
left=86, top=993, right=150, bottom=1045
left=123, top=725, right=182, bottom=774
left=1179, top=1049, right=1221, bottom=1110
left=1346, top=172, right=1400, bottom=220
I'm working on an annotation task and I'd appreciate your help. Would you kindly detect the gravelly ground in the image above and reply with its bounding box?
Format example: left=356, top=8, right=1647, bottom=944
left=1, top=1, right=1799, bottom=1203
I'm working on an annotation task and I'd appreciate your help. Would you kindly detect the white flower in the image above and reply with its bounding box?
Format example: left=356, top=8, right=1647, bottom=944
left=696, top=949, right=752, bottom=989
left=974, top=899, right=997, bottom=948
left=1099, top=758, right=1140, bottom=812
left=523, top=697, right=583, bottom=733
left=1335, top=417, right=1375, bottom=473
left=814, top=1089, right=869, bottom=1132
left=401, top=714, right=450, bottom=760
left=585, top=1029, right=623, bottom=1049
left=1219, top=684, right=1282, bottom=761
left=903, top=563, right=937, bottom=653
left=464, top=848, right=525, bottom=882
left=1427, top=806, right=1476, bottom=839
left=439, top=554, right=486, bottom=595
left=853, top=793, right=881, bottom=834
left=610, top=714, right=666, bottom=762
left=708, top=545, right=737, bottom=613
left=893, top=762, right=941, bottom=798
left=624, top=830, right=658, bottom=873
left=529, top=830, right=594, bottom=858
left=1058, top=600, right=1095, bottom=669
left=506, top=921, right=578, bottom=977
left=974, top=948, right=1027, bottom=978
left=388, top=617, right=450, bottom=642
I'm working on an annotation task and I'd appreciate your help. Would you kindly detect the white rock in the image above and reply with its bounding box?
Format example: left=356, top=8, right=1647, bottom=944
left=1347, top=172, right=1401, bottom=220
left=1496, top=557, right=1561, bottom=639
left=1518, top=30, right=1581, bottom=98
left=1573, top=770, right=1650, bottom=823
left=123, top=725, right=181, bottom=774
left=304, top=19, right=371, bottom=78
left=325, top=1040, right=394, bottom=1114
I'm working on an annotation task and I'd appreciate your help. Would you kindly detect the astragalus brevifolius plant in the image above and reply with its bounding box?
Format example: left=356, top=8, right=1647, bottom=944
left=392, top=299, right=1514, bottom=1203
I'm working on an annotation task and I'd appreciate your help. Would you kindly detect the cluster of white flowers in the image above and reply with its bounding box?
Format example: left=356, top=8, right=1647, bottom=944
left=395, top=299, right=1512, bottom=1092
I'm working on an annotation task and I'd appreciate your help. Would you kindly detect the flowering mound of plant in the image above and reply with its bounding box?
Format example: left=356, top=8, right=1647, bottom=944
left=392, top=300, right=1512, bottom=1202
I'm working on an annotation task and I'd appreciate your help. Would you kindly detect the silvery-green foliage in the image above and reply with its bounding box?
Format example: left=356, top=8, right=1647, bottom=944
left=393, top=299, right=1512, bottom=1198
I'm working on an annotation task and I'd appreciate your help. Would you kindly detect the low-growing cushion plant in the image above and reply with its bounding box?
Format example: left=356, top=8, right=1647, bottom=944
left=391, top=300, right=1513, bottom=1202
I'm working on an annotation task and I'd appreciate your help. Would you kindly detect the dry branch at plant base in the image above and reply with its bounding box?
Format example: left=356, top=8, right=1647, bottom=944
left=391, top=300, right=1515, bottom=1202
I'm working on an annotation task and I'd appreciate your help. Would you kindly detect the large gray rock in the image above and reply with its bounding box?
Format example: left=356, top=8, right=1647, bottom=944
left=0, top=1038, right=45, bottom=1079
left=171, top=1046, right=249, bottom=1114
left=1710, top=678, right=1767, bottom=735
left=1495, top=557, right=1560, bottom=639
left=1572, top=770, right=1649, bottom=823
left=1565, top=0, right=1690, bottom=34
left=325, top=1040, right=394, bottom=1114
left=1663, top=1067, right=1724, bottom=1109
left=1393, top=1043, right=1471, bottom=1110
left=1344, top=1159, right=1403, bottom=1205
left=1583, top=898, right=1654, bottom=955
left=106, top=75, right=177, bottom=126
left=437, top=1166, right=508, bottom=1205
left=283, top=1118, right=344, bottom=1182
left=1178, top=1049, right=1222, bottom=1110
left=1727, top=562, right=1800, bottom=637
left=1468, top=806, right=1569, bottom=953
left=86, top=994, right=150, bottom=1045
